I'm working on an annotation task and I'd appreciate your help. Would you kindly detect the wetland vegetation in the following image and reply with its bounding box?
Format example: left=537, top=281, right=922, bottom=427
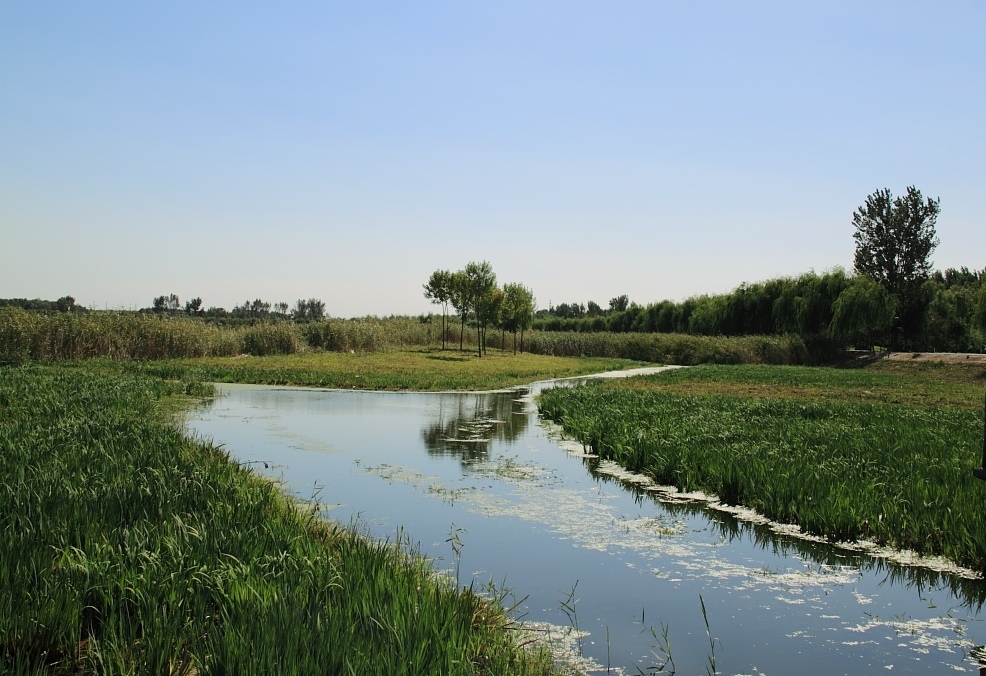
left=0, top=305, right=812, bottom=368
left=0, top=367, right=556, bottom=674
left=3, top=211, right=984, bottom=670
left=537, top=361, right=986, bottom=573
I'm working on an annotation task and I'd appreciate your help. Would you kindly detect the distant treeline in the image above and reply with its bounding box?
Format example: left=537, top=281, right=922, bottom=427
left=147, top=295, right=328, bottom=322
left=535, top=268, right=986, bottom=354
left=0, top=296, right=85, bottom=314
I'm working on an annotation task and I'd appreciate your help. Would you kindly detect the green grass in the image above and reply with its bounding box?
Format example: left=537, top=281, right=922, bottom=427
left=613, top=362, right=986, bottom=409
left=70, top=348, right=646, bottom=391
left=0, top=366, right=554, bottom=674
left=537, top=363, right=986, bottom=572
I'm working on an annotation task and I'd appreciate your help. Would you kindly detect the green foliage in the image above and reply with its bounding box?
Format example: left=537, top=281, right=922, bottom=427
left=0, top=295, right=82, bottom=314
left=538, top=365, right=986, bottom=572
left=292, top=298, right=326, bottom=320
left=423, top=269, right=455, bottom=350
left=531, top=264, right=986, bottom=356
left=609, top=295, right=630, bottom=313
left=0, top=367, right=553, bottom=674
left=974, top=282, right=986, bottom=338
left=852, top=186, right=941, bottom=347
left=184, top=296, right=203, bottom=316
left=242, top=322, right=302, bottom=356
left=534, top=270, right=853, bottom=342
left=463, top=261, right=498, bottom=357
left=152, top=293, right=181, bottom=313
left=499, top=283, right=536, bottom=353
left=829, top=276, right=897, bottom=348
left=0, top=310, right=451, bottom=363
left=524, top=330, right=808, bottom=365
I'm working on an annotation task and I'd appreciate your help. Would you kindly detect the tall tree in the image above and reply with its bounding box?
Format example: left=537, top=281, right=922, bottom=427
left=852, top=186, right=940, bottom=348
left=184, top=297, right=203, bottom=316
left=499, top=283, right=536, bottom=353
left=449, top=271, right=470, bottom=351
left=152, top=294, right=180, bottom=314
left=463, top=261, right=497, bottom=357
left=423, top=269, right=454, bottom=350
left=609, top=294, right=630, bottom=313
left=292, top=298, right=326, bottom=321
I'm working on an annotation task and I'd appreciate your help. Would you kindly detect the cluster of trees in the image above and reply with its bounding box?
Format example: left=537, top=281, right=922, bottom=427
left=146, top=295, right=327, bottom=322
left=534, top=267, right=986, bottom=353
left=535, top=187, right=986, bottom=354
left=0, top=296, right=83, bottom=313
left=423, top=262, right=536, bottom=356
left=537, top=295, right=631, bottom=319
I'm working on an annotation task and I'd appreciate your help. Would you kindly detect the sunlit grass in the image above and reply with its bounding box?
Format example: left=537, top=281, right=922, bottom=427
left=612, top=363, right=986, bottom=409
left=538, top=362, right=986, bottom=572
left=0, top=366, right=555, bottom=674
left=77, top=348, right=647, bottom=391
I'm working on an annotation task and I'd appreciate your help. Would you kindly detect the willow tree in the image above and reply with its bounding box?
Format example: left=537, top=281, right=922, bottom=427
left=852, top=186, right=940, bottom=349
left=975, top=283, right=986, bottom=341
left=829, top=276, right=897, bottom=351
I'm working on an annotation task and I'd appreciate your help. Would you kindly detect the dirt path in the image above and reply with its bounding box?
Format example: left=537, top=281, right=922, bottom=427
left=886, top=351, right=986, bottom=364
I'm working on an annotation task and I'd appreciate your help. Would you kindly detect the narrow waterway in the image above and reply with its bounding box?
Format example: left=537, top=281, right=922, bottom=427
left=184, top=376, right=986, bottom=675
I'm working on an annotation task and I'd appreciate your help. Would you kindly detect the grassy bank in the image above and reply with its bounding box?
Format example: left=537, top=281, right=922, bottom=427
left=69, top=349, right=646, bottom=391
left=537, top=363, right=986, bottom=573
left=0, top=367, right=553, bottom=674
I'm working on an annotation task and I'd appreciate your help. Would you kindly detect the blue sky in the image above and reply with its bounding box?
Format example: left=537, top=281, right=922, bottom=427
left=2, top=2, right=983, bottom=316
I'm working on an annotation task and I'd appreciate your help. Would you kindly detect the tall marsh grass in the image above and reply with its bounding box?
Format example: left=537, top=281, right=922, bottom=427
left=0, top=309, right=442, bottom=363
left=1, top=307, right=809, bottom=366
left=538, top=368, right=986, bottom=572
left=0, top=367, right=552, bottom=674
left=522, top=330, right=809, bottom=365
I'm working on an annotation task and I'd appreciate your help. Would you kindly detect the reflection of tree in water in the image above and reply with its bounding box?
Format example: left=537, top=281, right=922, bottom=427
left=585, top=458, right=986, bottom=612
left=421, top=390, right=531, bottom=465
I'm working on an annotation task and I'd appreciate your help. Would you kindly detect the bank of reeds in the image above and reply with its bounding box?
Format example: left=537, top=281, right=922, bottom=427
left=0, top=309, right=442, bottom=363
left=521, top=330, right=809, bottom=365
left=1, top=307, right=811, bottom=366
left=0, top=366, right=552, bottom=674
left=537, top=365, right=986, bottom=572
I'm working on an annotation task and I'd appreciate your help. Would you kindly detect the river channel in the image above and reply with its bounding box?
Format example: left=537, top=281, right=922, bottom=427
left=184, top=374, right=986, bottom=674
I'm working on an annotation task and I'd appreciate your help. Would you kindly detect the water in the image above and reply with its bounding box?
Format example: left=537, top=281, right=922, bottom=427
left=184, top=379, right=986, bottom=674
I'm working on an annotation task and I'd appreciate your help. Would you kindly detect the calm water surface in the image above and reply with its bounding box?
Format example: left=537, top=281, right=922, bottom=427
left=185, top=380, right=986, bottom=675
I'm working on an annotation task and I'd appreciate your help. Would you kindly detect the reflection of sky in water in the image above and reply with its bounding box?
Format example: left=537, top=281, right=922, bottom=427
left=186, top=383, right=986, bottom=675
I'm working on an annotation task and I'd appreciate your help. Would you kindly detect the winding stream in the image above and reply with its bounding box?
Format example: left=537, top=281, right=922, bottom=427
left=184, top=373, right=986, bottom=674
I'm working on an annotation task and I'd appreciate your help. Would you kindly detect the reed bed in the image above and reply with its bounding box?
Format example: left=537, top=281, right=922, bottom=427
left=537, top=365, right=986, bottom=572
left=0, top=309, right=241, bottom=362
left=2, top=307, right=812, bottom=367
left=0, top=367, right=553, bottom=674
left=0, top=309, right=444, bottom=364
left=523, top=330, right=809, bottom=365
